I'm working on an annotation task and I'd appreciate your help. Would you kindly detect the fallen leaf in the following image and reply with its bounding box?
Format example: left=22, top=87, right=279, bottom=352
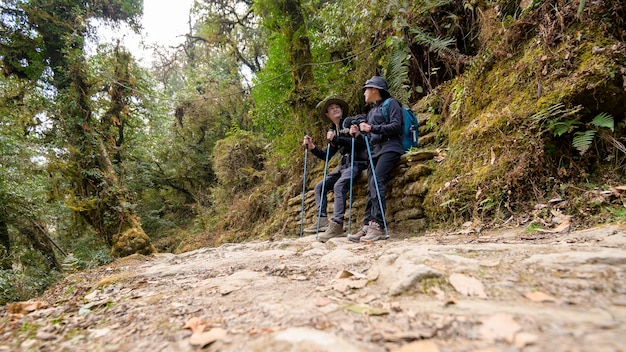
left=313, top=298, right=331, bottom=307
left=7, top=301, right=48, bottom=314
left=383, top=330, right=436, bottom=343
left=336, top=270, right=353, bottom=279
left=479, top=313, right=521, bottom=342
left=449, top=273, right=487, bottom=298
left=536, top=219, right=570, bottom=234
left=183, top=317, right=206, bottom=334
left=189, top=327, right=227, bottom=347
left=343, top=303, right=389, bottom=316
left=78, top=299, right=110, bottom=316
left=443, top=297, right=457, bottom=307
left=490, top=147, right=496, bottom=165
left=333, top=278, right=368, bottom=292
left=524, top=291, right=556, bottom=303
left=219, top=285, right=237, bottom=295
left=391, top=340, right=440, bottom=352
left=247, top=326, right=280, bottom=335
left=336, top=269, right=367, bottom=279
left=514, top=332, right=538, bottom=348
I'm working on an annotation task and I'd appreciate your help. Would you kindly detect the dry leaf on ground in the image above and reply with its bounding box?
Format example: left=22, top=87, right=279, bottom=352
left=449, top=273, right=487, bottom=298
left=479, top=313, right=522, bottom=342
left=7, top=301, right=48, bottom=314
left=182, top=317, right=207, bottom=334
left=189, top=327, right=227, bottom=347
left=524, top=291, right=557, bottom=303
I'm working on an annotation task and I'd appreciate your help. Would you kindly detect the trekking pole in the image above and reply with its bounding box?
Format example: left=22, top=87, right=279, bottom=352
left=299, top=145, right=308, bottom=238
left=315, top=141, right=332, bottom=240
left=347, top=136, right=355, bottom=236
left=363, top=134, right=389, bottom=239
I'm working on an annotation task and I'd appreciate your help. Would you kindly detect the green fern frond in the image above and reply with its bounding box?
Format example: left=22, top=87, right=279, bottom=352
left=591, top=112, right=614, bottom=132
left=551, top=120, right=582, bottom=137
left=572, top=130, right=596, bottom=155
left=418, top=0, right=455, bottom=14
left=385, top=37, right=411, bottom=103
left=531, top=103, right=565, bottom=121
left=410, top=28, right=455, bottom=53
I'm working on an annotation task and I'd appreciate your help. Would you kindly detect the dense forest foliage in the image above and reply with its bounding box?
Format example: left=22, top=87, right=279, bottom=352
left=1, top=0, right=624, bottom=303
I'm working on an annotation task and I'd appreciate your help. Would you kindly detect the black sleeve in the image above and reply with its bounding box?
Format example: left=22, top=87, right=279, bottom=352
left=371, top=99, right=402, bottom=137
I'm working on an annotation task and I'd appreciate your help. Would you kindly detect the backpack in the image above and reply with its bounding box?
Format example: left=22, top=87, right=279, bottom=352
left=381, top=98, right=419, bottom=152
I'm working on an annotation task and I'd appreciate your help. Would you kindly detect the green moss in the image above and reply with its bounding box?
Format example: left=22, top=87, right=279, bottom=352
left=419, top=14, right=625, bottom=229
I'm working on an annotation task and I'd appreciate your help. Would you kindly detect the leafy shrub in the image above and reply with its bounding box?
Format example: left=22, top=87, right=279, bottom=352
left=212, top=130, right=267, bottom=191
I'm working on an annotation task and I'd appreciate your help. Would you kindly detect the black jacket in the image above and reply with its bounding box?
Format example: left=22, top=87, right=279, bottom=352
left=311, top=117, right=368, bottom=164
left=366, top=97, right=404, bottom=158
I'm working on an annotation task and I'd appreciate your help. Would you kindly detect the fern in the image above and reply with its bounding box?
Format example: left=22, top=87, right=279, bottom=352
left=384, top=36, right=411, bottom=103
left=531, top=103, right=583, bottom=136
left=61, top=253, right=80, bottom=273
left=417, top=0, right=455, bottom=15
left=590, top=112, right=614, bottom=132
left=531, top=103, right=566, bottom=122
left=572, top=130, right=596, bottom=155
left=550, top=119, right=582, bottom=137
left=410, top=28, right=456, bottom=53
left=571, top=112, right=615, bottom=155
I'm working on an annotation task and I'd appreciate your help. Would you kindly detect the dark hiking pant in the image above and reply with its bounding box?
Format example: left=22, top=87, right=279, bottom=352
left=362, top=151, right=401, bottom=227
left=314, top=160, right=368, bottom=225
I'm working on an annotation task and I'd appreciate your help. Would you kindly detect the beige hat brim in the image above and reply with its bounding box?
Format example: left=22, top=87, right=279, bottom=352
left=319, top=98, right=348, bottom=123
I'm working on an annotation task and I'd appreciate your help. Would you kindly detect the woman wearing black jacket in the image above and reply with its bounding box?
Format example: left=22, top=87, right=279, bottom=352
left=302, top=97, right=369, bottom=242
left=348, top=76, right=403, bottom=242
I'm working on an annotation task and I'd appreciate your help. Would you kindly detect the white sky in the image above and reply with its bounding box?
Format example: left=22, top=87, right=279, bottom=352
left=96, top=0, right=195, bottom=66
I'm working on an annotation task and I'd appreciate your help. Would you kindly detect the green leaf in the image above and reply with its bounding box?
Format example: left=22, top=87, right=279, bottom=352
left=577, top=0, right=586, bottom=17
left=590, top=112, right=614, bottom=132
left=572, top=130, right=596, bottom=155
left=343, top=303, right=389, bottom=316
left=552, top=120, right=581, bottom=137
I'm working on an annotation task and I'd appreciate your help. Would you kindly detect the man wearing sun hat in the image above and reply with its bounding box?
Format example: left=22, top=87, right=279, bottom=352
left=302, top=96, right=368, bottom=242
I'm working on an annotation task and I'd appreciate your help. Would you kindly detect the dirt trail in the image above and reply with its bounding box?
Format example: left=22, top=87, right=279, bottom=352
left=2, top=225, right=626, bottom=352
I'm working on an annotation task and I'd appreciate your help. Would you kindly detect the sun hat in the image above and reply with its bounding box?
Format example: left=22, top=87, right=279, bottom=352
left=362, top=76, right=388, bottom=92
left=317, top=96, right=348, bottom=123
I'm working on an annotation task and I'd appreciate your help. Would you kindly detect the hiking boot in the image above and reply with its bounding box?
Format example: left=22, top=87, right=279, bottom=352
left=303, top=216, right=328, bottom=233
left=361, top=221, right=385, bottom=243
left=347, top=224, right=369, bottom=243
left=318, top=220, right=344, bottom=242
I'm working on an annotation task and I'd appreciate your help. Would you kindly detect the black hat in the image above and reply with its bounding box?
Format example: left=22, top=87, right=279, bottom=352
left=362, top=76, right=388, bottom=92
left=317, top=96, right=348, bottom=123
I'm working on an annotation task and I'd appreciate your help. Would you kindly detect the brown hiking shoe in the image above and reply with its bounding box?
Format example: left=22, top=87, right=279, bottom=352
left=347, top=224, right=369, bottom=243
left=318, top=220, right=344, bottom=242
left=303, top=216, right=328, bottom=233
left=361, top=221, right=385, bottom=242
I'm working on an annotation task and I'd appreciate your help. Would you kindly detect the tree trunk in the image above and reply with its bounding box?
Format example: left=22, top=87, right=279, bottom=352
left=18, top=222, right=61, bottom=271
left=282, top=0, right=317, bottom=111
left=66, top=52, right=155, bottom=258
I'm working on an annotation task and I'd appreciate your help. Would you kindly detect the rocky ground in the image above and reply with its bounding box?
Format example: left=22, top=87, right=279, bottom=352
left=1, top=224, right=626, bottom=352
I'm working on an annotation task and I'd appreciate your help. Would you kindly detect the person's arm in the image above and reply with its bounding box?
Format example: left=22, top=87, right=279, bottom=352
left=304, top=135, right=327, bottom=160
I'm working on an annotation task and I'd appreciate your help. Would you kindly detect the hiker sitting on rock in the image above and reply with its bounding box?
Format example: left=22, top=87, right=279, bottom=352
left=302, top=96, right=369, bottom=242
left=348, top=76, right=403, bottom=243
